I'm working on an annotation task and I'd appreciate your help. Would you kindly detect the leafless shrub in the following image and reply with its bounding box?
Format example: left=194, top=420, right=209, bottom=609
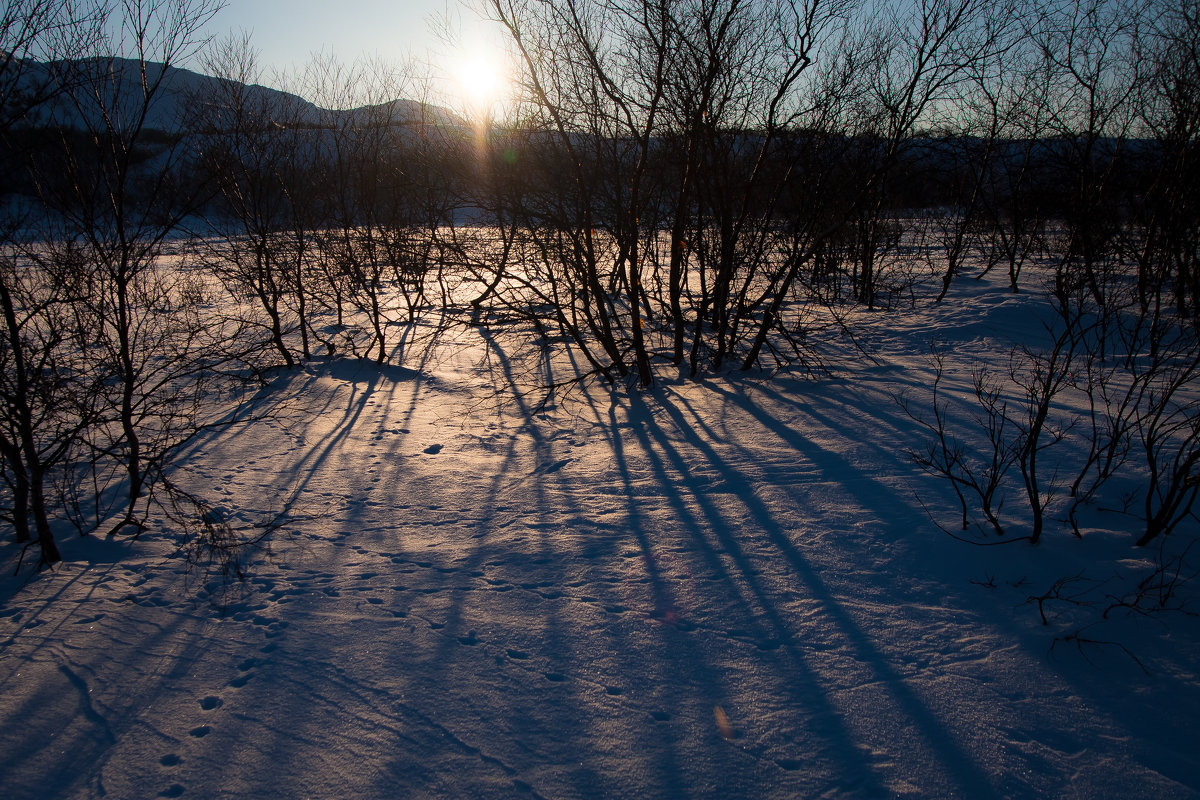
left=900, top=348, right=1016, bottom=538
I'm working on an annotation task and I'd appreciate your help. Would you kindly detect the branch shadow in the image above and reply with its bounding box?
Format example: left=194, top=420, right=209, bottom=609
left=638, top=376, right=999, bottom=797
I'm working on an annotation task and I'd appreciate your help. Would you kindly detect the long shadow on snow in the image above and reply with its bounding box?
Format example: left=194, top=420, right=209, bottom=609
left=179, top=347, right=542, bottom=798
left=205, top=356, right=429, bottom=536
left=620, top=377, right=999, bottom=799
left=390, top=324, right=642, bottom=798
left=759, top=372, right=1200, bottom=795
left=607, top=388, right=890, bottom=795
left=0, top=565, right=223, bottom=799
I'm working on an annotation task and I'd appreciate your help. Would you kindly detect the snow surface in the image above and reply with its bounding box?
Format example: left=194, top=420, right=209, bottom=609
left=1, top=272, right=1198, bottom=799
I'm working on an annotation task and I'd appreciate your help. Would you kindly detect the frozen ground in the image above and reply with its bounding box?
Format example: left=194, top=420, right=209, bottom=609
left=1, top=274, right=1198, bottom=799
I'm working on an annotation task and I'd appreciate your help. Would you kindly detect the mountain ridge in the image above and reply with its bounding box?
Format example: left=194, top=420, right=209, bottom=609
left=8, top=55, right=459, bottom=132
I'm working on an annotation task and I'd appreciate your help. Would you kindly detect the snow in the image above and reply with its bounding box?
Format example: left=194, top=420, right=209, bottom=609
left=1, top=271, right=1198, bottom=799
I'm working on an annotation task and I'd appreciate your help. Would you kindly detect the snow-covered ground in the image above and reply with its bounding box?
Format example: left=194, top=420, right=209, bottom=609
left=2, top=271, right=1198, bottom=799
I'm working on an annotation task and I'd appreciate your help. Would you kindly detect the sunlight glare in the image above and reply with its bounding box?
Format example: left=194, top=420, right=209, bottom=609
left=455, top=53, right=509, bottom=114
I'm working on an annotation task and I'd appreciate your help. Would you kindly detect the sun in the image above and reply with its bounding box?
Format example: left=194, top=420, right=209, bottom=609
left=455, top=54, right=509, bottom=113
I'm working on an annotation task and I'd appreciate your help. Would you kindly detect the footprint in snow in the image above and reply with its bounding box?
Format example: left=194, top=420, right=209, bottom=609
left=199, top=696, right=222, bottom=711
left=423, top=443, right=443, bottom=455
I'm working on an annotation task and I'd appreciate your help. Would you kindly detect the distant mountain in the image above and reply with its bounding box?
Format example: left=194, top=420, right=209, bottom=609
left=7, top=56, right=459, bottom=133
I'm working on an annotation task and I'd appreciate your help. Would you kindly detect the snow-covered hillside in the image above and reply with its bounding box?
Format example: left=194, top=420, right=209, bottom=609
left=11, top=56, right=454, bottom=132
left=1, top=272, right=1197, bottom=799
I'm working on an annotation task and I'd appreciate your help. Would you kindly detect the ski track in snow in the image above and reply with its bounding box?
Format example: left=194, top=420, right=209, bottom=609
left=1, top=278, right=1198, bottom=799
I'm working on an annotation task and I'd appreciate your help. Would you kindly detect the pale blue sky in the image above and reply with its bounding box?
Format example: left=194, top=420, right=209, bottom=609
left=199, top=1, right=494, bottom=76
left=192, top=0, right=514, bottom=107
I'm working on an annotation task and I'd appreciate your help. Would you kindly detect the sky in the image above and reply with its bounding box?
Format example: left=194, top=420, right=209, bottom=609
left=196, top=0, right=505, bottom=102
left=204, top=1, right=446, bottom=70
